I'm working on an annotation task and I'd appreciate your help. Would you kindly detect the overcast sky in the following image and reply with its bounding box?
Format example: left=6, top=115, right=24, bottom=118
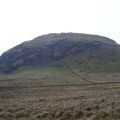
left=0, top=0, right=120, bottom=55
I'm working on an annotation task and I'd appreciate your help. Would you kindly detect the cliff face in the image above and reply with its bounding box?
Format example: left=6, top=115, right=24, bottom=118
left=0, top=33, right=120, bottom=73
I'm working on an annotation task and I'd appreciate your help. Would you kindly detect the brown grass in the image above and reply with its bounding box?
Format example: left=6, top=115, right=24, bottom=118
left=0, top=70, right=120, bottom=120
left=0, top=82, right=120, bottom=120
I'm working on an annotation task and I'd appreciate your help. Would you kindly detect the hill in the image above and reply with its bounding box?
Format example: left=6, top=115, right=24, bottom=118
left=1, top=33, right=120, bottom=120
left=0, top=33, right=120, bottom=73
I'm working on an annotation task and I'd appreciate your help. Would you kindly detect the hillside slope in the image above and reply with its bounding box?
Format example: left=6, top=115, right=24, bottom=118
left=0, top=33, right=120, bottom=73
left=1, top=33, right=120, bottom=120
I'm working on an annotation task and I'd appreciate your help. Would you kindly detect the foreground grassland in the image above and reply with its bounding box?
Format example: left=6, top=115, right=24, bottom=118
left=0, top=69, right=120, bottom=120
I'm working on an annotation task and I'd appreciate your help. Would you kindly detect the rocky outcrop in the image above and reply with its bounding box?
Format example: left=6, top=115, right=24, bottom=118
left=0, top=33, right=120, bottom=73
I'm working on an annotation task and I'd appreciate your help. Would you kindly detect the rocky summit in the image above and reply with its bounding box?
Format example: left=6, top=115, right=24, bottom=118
left=0, top=33, right=120, bottom=73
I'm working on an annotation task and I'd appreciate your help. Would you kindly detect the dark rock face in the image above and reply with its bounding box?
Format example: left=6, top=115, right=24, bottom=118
left=0, top=33, right=120, bottom=73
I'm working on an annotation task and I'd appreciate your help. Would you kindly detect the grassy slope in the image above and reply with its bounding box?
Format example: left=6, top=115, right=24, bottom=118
left=1, top=63, right=120, bottom=89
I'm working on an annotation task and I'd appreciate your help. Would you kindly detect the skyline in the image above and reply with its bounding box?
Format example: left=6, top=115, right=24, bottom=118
left=0, top=0, right=120, bottom=55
